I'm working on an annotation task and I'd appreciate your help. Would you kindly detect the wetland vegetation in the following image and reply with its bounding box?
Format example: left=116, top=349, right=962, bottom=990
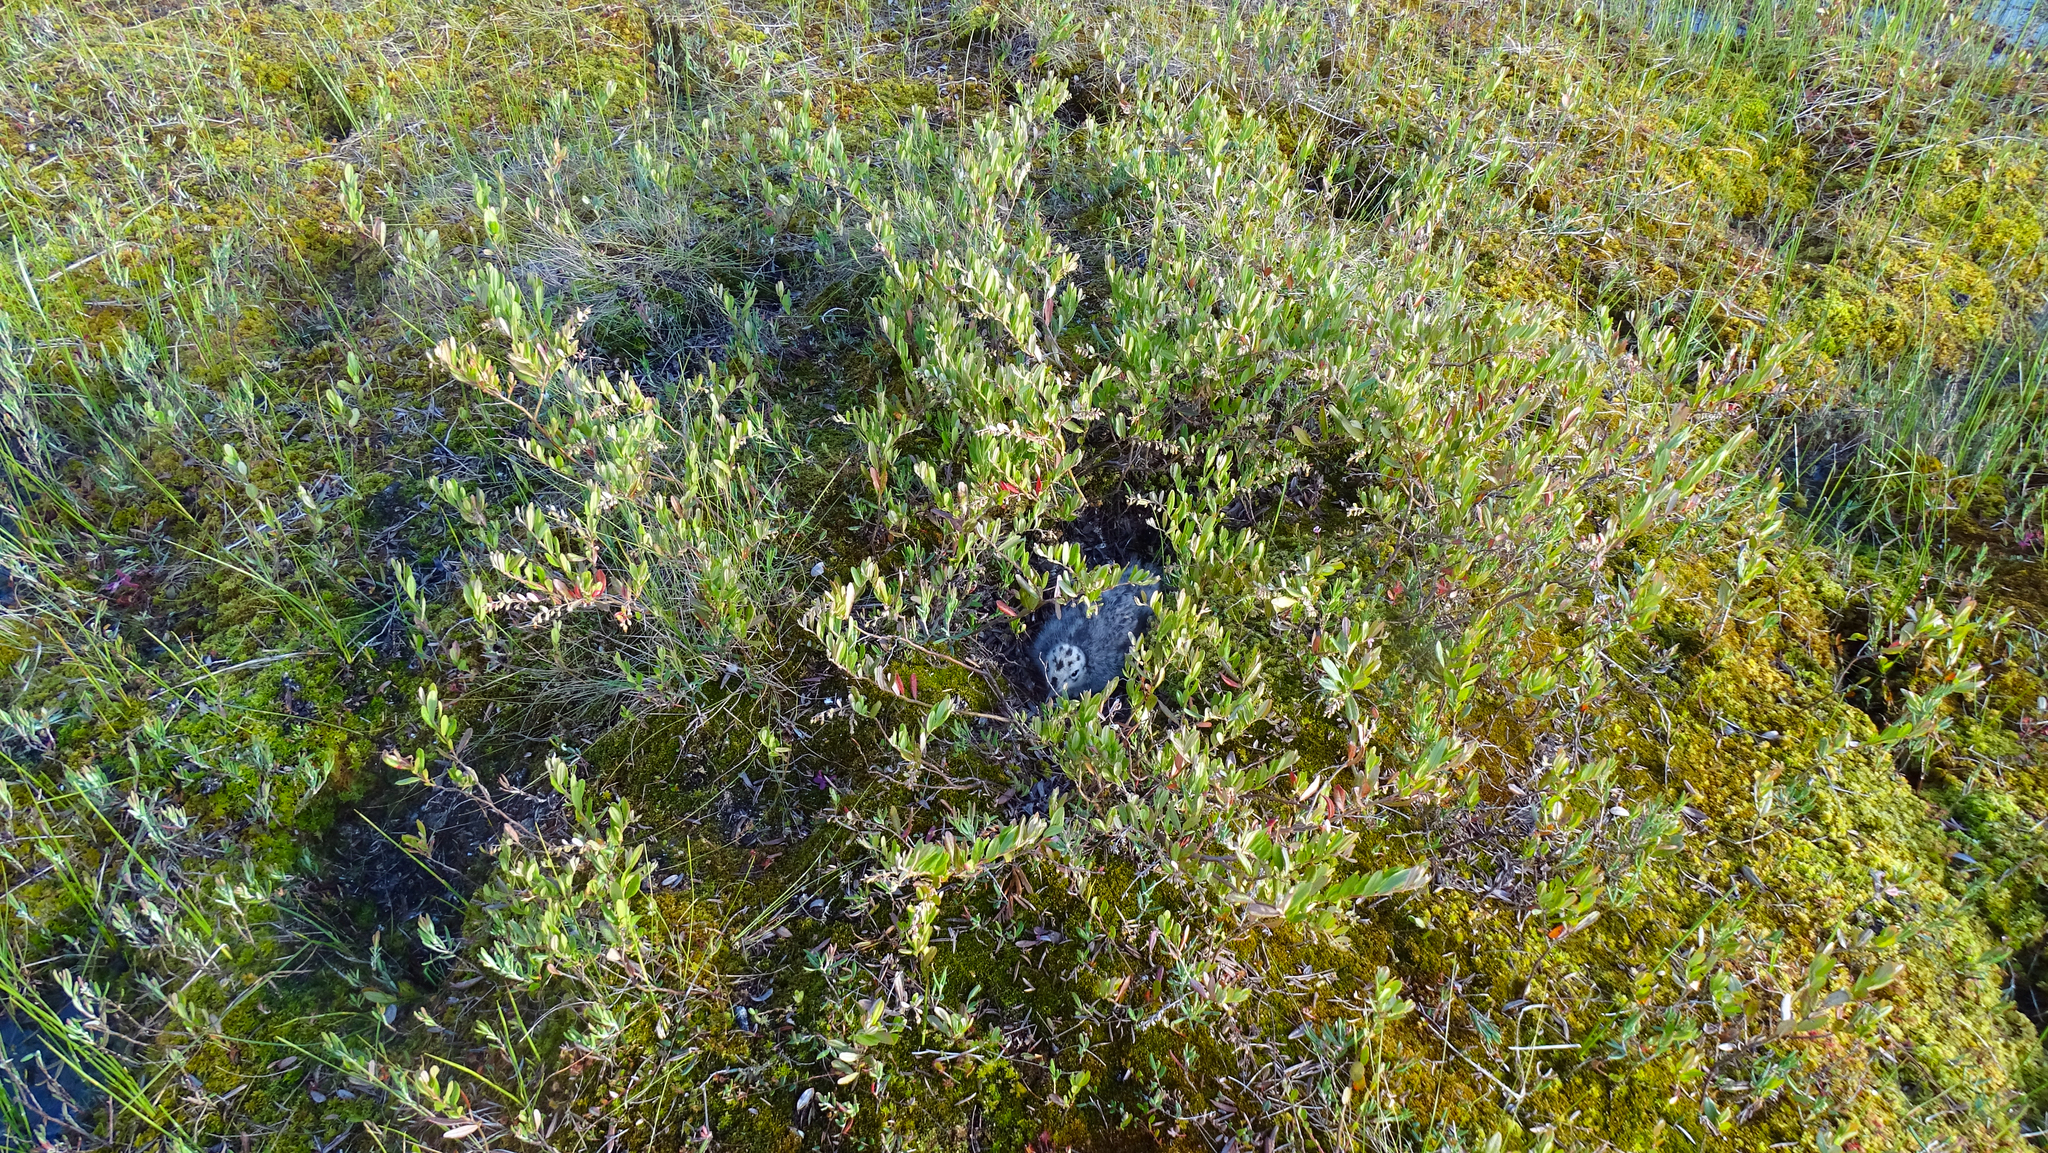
left=2, top=0, right=2047, bottom=1148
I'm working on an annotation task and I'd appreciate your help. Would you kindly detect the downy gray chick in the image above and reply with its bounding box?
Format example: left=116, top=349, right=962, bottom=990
left=1031, top=572, right=1158, bottom=699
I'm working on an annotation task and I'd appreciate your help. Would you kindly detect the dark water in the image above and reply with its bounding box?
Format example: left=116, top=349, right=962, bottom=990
left=1981, top=0, right=2046, bottom=47
left=1629, top=0, right=2045, bottom=49
left=1, top=1014, right=103, bottom=1149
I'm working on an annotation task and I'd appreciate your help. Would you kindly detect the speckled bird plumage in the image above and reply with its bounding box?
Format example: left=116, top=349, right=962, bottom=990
left=1031, top=573, right=1158, bottom=699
